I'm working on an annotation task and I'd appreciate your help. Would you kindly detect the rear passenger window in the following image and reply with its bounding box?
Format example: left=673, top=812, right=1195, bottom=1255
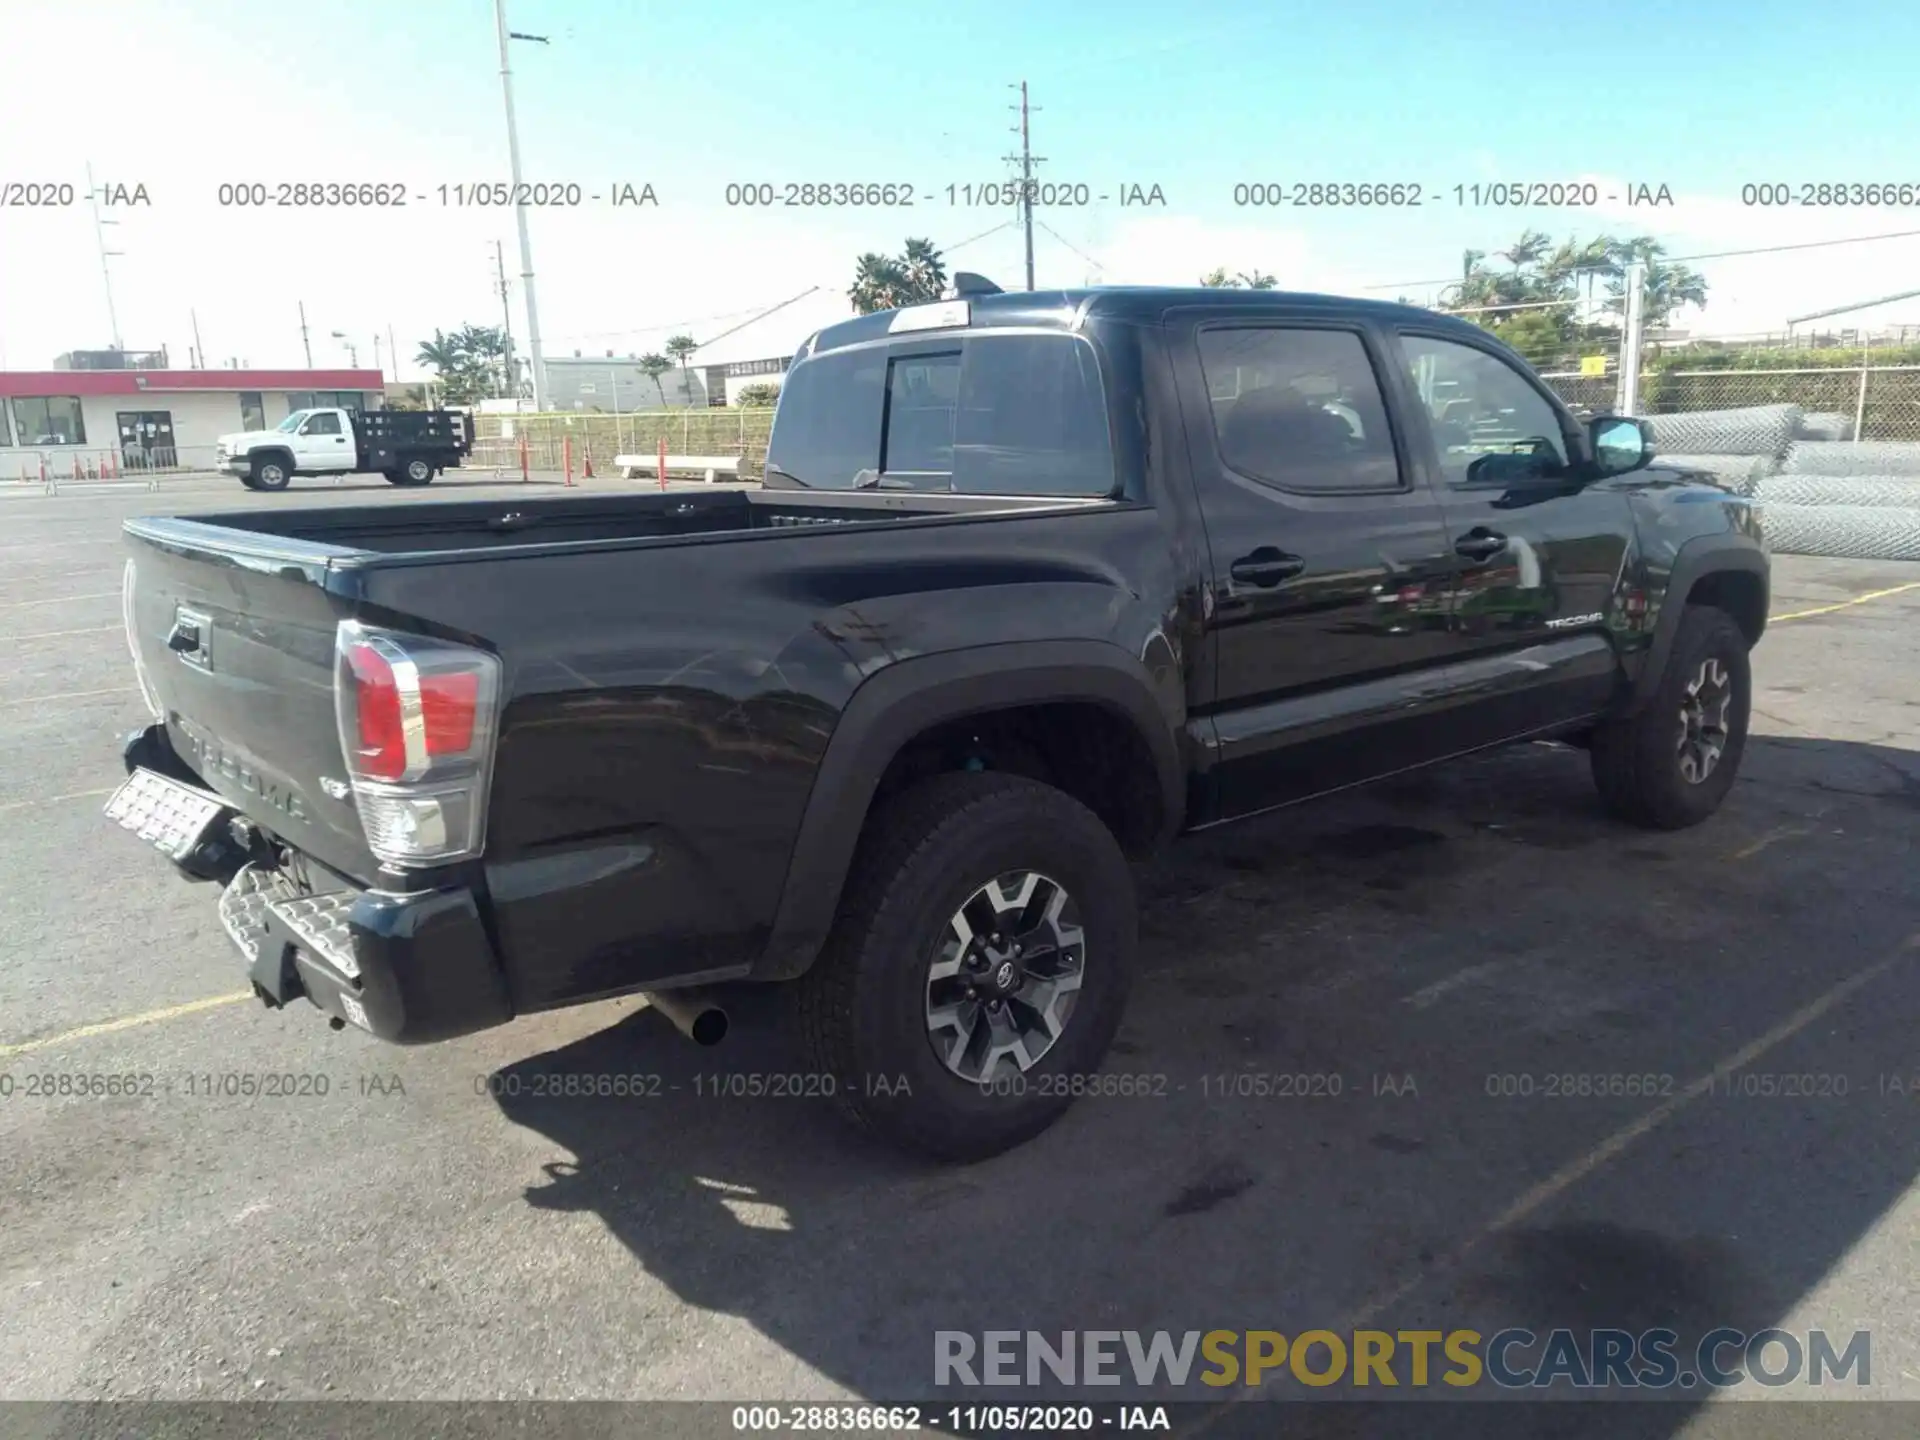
left=766, top=333, right=1113, bottom=495
left=1197, top=328, right=1402, bottom=493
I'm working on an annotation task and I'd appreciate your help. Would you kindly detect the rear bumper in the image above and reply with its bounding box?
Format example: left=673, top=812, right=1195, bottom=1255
left=119, top=723, right=515, bottom=1045
left=227, top=863, right=513, bottom=1044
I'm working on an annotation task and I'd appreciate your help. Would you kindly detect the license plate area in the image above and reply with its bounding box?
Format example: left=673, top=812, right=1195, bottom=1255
left=103, top=767, right=227, bottom=861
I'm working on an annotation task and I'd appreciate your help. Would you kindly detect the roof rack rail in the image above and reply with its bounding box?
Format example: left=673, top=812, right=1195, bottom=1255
left=949, top=272, right=1003, bottom=297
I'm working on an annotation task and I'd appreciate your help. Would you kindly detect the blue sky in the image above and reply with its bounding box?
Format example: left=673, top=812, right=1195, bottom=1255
left=5, top=0, right=1919, bottom=375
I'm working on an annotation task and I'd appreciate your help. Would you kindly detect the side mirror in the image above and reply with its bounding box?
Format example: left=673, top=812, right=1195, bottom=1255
left=1589, top=415, right=1652, bottom=476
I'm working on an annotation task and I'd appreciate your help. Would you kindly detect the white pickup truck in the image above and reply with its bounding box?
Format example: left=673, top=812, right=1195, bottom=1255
left=214, top=406, right=475, bottom=491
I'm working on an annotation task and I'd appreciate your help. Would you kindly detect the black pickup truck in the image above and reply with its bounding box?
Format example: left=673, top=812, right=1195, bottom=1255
left=109, top=282, right=1767, bottom=1160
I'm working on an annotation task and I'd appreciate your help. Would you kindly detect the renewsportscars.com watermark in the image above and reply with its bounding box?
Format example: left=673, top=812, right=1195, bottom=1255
left=934, top=1328, right=1872, bottom=1391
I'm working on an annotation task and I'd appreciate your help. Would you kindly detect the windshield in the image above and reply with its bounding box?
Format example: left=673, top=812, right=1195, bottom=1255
left=275, top=411, right=309, bottom=432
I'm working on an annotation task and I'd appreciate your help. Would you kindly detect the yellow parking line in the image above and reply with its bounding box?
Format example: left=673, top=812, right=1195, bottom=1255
left=0, top=591, right=117, bottom=609
left=0, top=686, right=133, bottom=706
left=7, top=624, right=121, bottom=642
left=0, top=992, right=253, bottom=1060
left=1729, top=824, right=1812, bottom=861
left=0, top=785, right=115, bottom=815
left=1770, top=580, right=1920, bottom=624
left=1185, top=927, right=1917, bottom=1430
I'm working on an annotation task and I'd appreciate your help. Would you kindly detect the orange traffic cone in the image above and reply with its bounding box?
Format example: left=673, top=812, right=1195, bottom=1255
left=582, top=446, right=595, bottom=479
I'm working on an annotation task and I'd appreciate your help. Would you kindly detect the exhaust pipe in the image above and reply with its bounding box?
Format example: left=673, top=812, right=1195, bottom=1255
left=645, top=986, right=730, bottom=1046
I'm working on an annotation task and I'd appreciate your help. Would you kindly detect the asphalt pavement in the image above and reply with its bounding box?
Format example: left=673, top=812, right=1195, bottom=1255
left=1, top=471, right=1916, bottom=1435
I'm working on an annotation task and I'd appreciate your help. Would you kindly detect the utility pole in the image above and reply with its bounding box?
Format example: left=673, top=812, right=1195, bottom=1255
left=1006, top=82, right=1044, bottom=291
left=190, top=310, right=205, bottom=370
left=493, top=239, right=518, bottom=399
left=373, top=333, right=384, bottom=379
left=388, top=325, right=400, bottom=384
left=494, top=0, right=549, bottom=411
left=298, top=302, right=313, bottom=367
left=1617, top=260, right=1647, bottom=416
left=86, top=163, right=124, bottom=349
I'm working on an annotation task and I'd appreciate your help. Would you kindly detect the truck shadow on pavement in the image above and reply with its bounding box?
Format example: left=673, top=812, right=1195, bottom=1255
left=487, top=734, right=1920, bottom=1435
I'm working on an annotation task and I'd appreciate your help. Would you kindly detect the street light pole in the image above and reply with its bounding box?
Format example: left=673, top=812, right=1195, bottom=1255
left=494, top=0, right=548, bottom=412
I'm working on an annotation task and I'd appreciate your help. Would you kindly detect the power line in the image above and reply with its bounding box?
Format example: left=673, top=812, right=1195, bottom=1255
left=1364, top=226, right=1920, bottom=292
left=528, top=222, right=1017, bottom=356
left=692, top=286, right=823, bottom=351
left=941, top=218, right=1018, bottom=255
left=1034, top=219, right=1105, bottom=275
left=1667, top=227, right=1920, bottom=263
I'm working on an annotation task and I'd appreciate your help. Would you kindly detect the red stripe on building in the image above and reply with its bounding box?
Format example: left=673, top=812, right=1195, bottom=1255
left=0, top=370, right=384, bottom=397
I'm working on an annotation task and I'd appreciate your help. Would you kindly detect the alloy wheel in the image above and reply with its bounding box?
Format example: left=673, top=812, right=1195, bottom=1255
left=924, top=870, right=1086, bottom=1084
left=1677, top=656, right=1733, bottom=784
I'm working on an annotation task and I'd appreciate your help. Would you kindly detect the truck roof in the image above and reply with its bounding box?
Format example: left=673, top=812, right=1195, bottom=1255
left=803, top=286, right=1499, bottom=358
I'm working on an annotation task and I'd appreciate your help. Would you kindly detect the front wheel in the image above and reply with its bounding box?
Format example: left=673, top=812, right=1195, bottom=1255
left=1590, top=605, right=1752, bottom=829
left=249, top=457, right=291, bottom=491
left=795, top=772, right=1136, bottom=1162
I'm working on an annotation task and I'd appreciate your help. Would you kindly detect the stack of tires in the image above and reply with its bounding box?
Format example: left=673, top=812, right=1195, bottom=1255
left=1646, top=405, right=1920, bottom=561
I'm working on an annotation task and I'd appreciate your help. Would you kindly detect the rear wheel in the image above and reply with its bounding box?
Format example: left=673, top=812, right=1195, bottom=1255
left=250, top=456, right=291, bottom=491
left=795, top=772, right=1136, bottom=1162
left=387, top=456, right=435, bottom=486
left=1590, top=605, right=1751, bottom=829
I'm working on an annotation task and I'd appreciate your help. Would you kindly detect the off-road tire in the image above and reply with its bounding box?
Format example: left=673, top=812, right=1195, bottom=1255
left=795, top=771, right=1136, bottom=1162
left=1590, top=605, right=1751, bottom=829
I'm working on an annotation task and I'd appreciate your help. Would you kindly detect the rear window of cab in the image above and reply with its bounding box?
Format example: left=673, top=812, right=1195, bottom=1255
left=766, top=332, right=1114, bottom=496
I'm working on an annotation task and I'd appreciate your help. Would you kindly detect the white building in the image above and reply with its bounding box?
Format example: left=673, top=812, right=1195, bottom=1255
left=0, top=359, right=385, bottom=475
left=538, top=289, right=858, bottom=412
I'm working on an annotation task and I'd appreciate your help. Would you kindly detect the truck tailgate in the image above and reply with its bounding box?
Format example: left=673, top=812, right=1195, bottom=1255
left=123, top=526, right=382, bottom=885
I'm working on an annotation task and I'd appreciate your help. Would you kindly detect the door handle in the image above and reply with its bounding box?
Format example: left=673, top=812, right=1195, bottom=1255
left=1455, top=530, right=1508, bottom=560
left=1229, top=549, right=1306, bottom=587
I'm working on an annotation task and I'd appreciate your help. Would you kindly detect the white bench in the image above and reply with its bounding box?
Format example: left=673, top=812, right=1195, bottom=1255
left=613, top=453, right=743, bottom=483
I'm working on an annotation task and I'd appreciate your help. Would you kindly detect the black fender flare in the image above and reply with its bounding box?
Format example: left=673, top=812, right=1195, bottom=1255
left=1628, top=533, right=1769, bottom=711
left=755, top=639, right=1186, bottom=980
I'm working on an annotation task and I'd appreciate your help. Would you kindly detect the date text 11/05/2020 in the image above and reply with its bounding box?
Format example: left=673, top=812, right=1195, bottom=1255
left=1229, top=181, right=1676, bottom=208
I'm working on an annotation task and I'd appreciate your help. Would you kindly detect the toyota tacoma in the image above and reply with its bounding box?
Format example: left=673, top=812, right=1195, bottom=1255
left=108, top=279, right=1768, bottom=1160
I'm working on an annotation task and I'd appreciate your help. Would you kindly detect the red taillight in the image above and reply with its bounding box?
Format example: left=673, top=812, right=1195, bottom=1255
left=421, top=672, right=478, bottom=754
left=333, top=621, right=502, bottom=865
left=345, top=641, right=406, bottom=781
left=340, top=637, right=488, bottom=783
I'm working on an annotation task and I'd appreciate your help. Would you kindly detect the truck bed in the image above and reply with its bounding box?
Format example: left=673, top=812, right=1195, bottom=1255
left=131, top=487, right=1102, bottom=560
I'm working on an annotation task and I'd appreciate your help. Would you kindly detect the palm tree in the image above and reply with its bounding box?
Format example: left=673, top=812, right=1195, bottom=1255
left=638, top=353, right=672, bottom=409
left=1499, top=229, right=1552, bottom=273
left=849, top=240, right=948, bottom=314
left=850, top=253, right=908, bottom=314
left=899, top=238, right=947, bottom=301
left=664, top=334, right=699, bottom=407
left=414, top=330, right=462, bottom=377
left=1601, top=237, right=1709, bottom=327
